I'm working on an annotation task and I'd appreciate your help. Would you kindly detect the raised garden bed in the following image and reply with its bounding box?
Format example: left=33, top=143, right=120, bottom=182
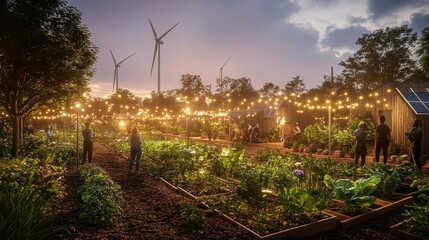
left=160, top=177, right=231, bottom=200
left=322, top=196, right=413, bottom=230
left=390, top=221, right=426, bottom=240
left=201, top=193, right=337, bottom=239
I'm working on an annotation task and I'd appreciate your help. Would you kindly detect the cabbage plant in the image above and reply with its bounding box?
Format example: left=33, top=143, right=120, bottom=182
left=324, top=174, right=381, bottom=213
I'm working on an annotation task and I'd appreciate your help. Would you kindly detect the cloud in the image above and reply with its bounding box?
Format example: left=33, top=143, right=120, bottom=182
left=411, top=13, right=429, bottom=33
left=285, top=0, right=429, bottom=56
left=322, top=26, right=369, bottom=57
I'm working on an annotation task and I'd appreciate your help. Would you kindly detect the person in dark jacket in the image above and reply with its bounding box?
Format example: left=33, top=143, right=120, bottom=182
left=375, top=115, right=391, bottom=164
left=129, top=126, right=143, bottom=174
left=354, top=121, right=367, bottom=167
left=407, top=118, right=423, bottom=170
left=82, top=122, right=94, bottom=163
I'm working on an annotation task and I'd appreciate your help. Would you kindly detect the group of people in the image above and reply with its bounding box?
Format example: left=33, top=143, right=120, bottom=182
left=241, top=123, right=259, bottom=144
left=81, top=122, right=143, bottom=174
left=353, top=115, right=423, bottom=170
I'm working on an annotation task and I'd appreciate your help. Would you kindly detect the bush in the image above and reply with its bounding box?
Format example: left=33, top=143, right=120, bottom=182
left=0, top=157, right=65, bottom=202
left=180, top=201, right=204, bottom=229
left=0, top=185, right=61, bottom=240
left=78, top=165, right=123, bottom=227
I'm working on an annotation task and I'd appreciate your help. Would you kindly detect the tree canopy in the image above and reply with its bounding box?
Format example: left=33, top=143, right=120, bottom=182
left=339, top=25, right=418, bottom=91
left=0, top=0, right=98, bottom=156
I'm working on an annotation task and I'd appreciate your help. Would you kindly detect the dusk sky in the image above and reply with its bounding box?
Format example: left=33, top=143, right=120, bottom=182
left=69, top=0, right=429, bottom=98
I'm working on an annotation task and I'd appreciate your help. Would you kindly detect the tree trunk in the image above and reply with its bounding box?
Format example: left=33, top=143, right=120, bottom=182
left=11, top=115, right=21, bottom=157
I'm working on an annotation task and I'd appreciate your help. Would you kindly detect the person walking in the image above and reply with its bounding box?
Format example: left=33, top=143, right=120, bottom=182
left=375, top=115, right=391, bottom=164
left=129, top=126, right=142, bottom=174
left=82, top=122, right=94, bottom=163
left=406, top=118, right=423, bottom=170
left=354, top=121, right=367, bottom=167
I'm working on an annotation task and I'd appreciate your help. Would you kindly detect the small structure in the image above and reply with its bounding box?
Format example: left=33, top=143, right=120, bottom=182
left=365, top=82, right=429, bottom=154
left=229, top=100, right=303, bottom=139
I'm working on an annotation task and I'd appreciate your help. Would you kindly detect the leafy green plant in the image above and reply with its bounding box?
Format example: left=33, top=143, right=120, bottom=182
left=0, top=157, right=65, bottom=202
left=411, top=177, right=429, bottom=192
left=0, top=185, right=62, bottom=240
left=180, top=201, right=204, bottom=230
left=401, top=194, right=429, bottom=239
left=324, top=174, right=381, bottom=213
left=237, top=165, right=270, bottom=200
left=78, top=167, right=123, bottom=227
left=358, top=163, right=402, bottom=199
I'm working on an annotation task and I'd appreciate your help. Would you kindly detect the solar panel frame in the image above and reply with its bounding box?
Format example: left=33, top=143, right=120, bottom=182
left=396, top=87, right=429, bottom=115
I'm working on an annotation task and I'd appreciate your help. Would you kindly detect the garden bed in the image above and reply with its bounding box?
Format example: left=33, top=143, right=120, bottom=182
left=322, top=196, right=413, bottom=230
left=160, top=176, right=231, bottom=200
left=390, top=221, right=426, bottom=240
left=201, top=193, right=337, bottom=239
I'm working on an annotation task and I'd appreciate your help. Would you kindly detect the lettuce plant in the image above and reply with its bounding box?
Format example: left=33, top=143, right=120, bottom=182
left=324, top=174, right=381, bottom=213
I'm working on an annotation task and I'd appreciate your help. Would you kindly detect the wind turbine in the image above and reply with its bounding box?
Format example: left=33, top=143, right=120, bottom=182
left=148, top=18, right=180, bottom=93
left=110, top=49, right=136, bottom=92
left=219, top=55, right=232, bottom=95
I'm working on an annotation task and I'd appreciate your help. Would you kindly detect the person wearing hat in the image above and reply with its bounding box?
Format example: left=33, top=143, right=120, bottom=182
left=129, top=126, right=142, bottom=174
left=354, top=121, right=367, bottom=167
left=82, top=121, right=94, bottom=163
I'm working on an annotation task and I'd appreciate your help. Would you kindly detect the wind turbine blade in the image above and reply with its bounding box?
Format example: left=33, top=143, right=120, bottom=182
left=117, top=52, right=136, bottom=65
left=109, top=49, right=117, bottom=65
left=158, top=21, right=180, bottom=40
left=222, top=55, right=232, bottom=68
left=148, top=18, right=158, bottom=39
left=150, top=43, right=158, bottom=76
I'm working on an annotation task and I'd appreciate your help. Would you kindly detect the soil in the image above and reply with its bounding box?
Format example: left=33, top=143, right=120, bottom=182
left=51, top=141, right=409, bottom=240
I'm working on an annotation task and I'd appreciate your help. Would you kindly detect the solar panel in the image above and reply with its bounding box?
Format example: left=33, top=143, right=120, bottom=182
left=402, top=92, right=419, bottom=101
left=409, top=102, right=429, bottom=114
left=416, top=92, right=429, bottom=101
left=396, top=87, right=429, bottom=115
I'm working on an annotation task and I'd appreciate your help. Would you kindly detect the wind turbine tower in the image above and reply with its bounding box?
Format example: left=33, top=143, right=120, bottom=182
left=109, top=49, right=136, bottom=92
left=148, top=18, right=180, bottom=93
left=219, top=55, right=232, bottom=95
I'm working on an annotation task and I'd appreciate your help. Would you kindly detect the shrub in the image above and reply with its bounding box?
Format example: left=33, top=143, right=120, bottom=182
left=0, top=185, right=61, bottom=240
left=180, top=201, right=204, bottom=229
left=78, top=165, right=123, bottom=227
left=0, top=157, right=65, bottom=202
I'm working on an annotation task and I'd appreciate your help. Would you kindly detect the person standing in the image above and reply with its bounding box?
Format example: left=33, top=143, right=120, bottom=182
left=407, top=118, right=423, bottom=170
left=291, top=122, right=301, bottom=142
left=354, top=121, right=367, bottom=167
left=129, top=126, right=142, bottom=174
left=254, top=123, right=259, bottom=139
left=247, top=124, right=253, bottom=144
left=82, top=122, right=94, bottom=163
left=375, top=115, right=391, bottom=164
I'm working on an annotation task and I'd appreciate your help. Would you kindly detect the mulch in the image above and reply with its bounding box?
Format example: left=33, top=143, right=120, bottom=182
left=50, top=140, right=410, bottom=240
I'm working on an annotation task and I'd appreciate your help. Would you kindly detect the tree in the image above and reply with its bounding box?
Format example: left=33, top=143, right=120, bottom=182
left=176, top=74, right=209, bottom=111
left=0, top=0, right=98, bottom=156
left=142, top=91, right=180, bottom=115
left=416, top=27, right=429, bottom=81
left=259, top=82, right=280, bottom=98
left=339, top=25, right=418, bottom=91
left=108, top=89, right=142, bottom=115
left=228, top=77, right=259, bottom=107
left=283, top=75, right=306, bottom=96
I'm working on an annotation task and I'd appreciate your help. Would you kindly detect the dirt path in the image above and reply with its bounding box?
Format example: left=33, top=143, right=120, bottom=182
left=52, top=141, right=253, bottom=240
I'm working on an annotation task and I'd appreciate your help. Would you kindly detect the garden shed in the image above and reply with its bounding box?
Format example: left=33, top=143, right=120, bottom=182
left=229, top=102, right=277, bottom=138
left=365, top=82, right=429, bottom=155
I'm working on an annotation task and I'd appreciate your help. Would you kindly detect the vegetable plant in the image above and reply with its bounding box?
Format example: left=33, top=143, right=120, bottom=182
left=78, top=164, right=123, bottom=227
left=401, top=194, right=429, bottom=239
left=324, top=174, right=381, bottom=213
